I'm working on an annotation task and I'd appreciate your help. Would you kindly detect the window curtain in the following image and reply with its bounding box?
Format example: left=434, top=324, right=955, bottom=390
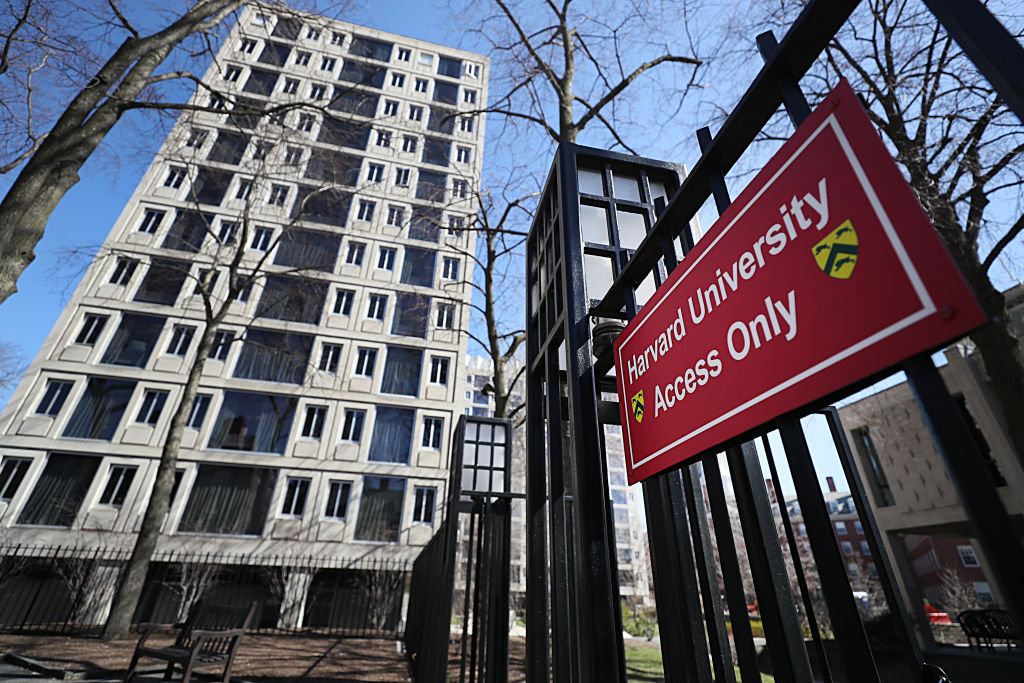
left=161, top=210, right=213, bottom=253
left=233, top=329, right=312, bottom=384
left=62, top=377, right=137, bottom=440
left=354, top=476, right=405, bottom=542
left=134, top=258, right=189, bottom=305
left=178, top=464, right=277, bottom=535
left=390, top=294, right=430, bottom=338
left=292, top=185, right=352, bottom=227
left=407, top=209, right=440, bottom=243
left=208, top=391, right=297, bottom=454
left=273, top=228, right=341, bottom=272
left=380, top=346, right=423, bottom=396
left=100, top=314, right=165, bottom=367
left=400, top=248, right=436, bottom=285
left=255, top=275, right=328, bottom=324
left=349, top=36, right=393, bottom=62
left=369, top=406, right=414, bottom=464
left=18, top=454, right=100, bottom=526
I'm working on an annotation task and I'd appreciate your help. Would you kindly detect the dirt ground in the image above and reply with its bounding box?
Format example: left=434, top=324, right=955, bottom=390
left=0, top=632, right=413, bottom=682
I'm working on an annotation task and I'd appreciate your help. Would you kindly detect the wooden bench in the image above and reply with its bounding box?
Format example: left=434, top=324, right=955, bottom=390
left=958, top=608, right=1021, bottom=651
left=124, top=602, right=257, bottom=683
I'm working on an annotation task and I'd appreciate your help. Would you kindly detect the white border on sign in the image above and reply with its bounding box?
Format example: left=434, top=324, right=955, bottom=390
left=620, top=114, right=936, bottom=472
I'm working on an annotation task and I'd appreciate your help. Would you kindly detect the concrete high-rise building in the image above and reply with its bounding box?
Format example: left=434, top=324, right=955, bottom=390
left=0, top=4, right=487, bottom=627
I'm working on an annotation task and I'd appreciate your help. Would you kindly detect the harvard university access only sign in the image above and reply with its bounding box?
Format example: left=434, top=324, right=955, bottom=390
left=614, top=79, right=987, bottom=485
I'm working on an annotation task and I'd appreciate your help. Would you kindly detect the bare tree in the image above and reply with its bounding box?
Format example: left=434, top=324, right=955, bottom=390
left=0, top=340, right=26, bottom=392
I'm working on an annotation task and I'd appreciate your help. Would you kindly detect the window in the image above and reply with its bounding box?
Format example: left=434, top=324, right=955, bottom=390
left=391, top=73, right=405, bottom=88
left=391, top=292, right=430, bottom=338
left=851, top=428, right=894, bottom=507
left=179, top=464, right=277, bottom=535
left=225, top=65, right=242, bottom=82
left=0, top=457, right=31, bottom=501
left=381, top=346, right=423, bottom=396
left=463, top=89, right=477, bottom=104
left=355, top=200, right=375, bottom=223
left=414, top=77, right=428, bottom=93
left=307, top=27, right=321, bottom=40
left=321, top=56, right=336, bottom=71
left=465, top=62, right=481, bottom=78
left=387, top=205, right=405, bottom=226
left=394, top=167, right=410, bottom=186
left=163, top=166, right=186, bottom=188
left=407, top=105, right=424, bottom=122
left=138, top=209, right=165, bottom=234
left=251, top=140, right=271, bottom=161
left=436, top=302, right=455, bottom=329
left=354, top=476, right=405, bottom=542
left=370, top=406, right=415, bottom=463
left=297, top=113, right=316, bottom=131
left=377, top=247, right=396, bottom=271
left=400, top=247, right=436, bottom=285
left=333, top=289, right=354, bottom=315
left=331, top=31, right=344, bottom=45
left=209, top=94, right=225, bottom=110
left=367, top=293, right=387, bottom=320
left=448, top=215, right=465, bottom=234
left=354, top=347, right=377, bottom=376
left=109, top=257, right=138, bottom=286
left=429, top=356, right=449, bottom=384
left=218, top=221, right=237, bottom=243
left=367, top=163, right=385, bottom=183
left=346, top=241, right=366, bottom=265
left=860, top=541, right=870, bottom=555
left=101, top=313, right=165, bottom=367
left=835, top=521, right=847, bottom=535
left=268, top=184, right=289, bottom=206
left=249, top=226, right=273, bottom=251
left=36, top=379, right=73, bottom=417
left=281, top=146, right=302, bottom=165
left=166, top=325, right=195, bottom=356
left=958, top=544, right=980, bottom=567
left=840, top=541, right=854, bottom=556
left=18, top=454, right=99, bottom=526
left=235, top=178, right=253, bottom=200
left=383, top=99, right=399, bottom=116
left=301, top=405, right=327, bottom=439
left=239, top=38, right=257, bottom=53
left=281, top=477, right=311, bottom=516
left=234, top=328, right=313, bottom=383
left=456, top=146, right=472, bottom=163
left=376, top=130, right=392, bottom=148
left=416, top=170, right=447, bottom=201
left=135, top=389, right=169, bottom=426
left=402, top=136, right=418, bottom=153
left=250, top=12, right=268, bottom=26
left=187, top=394, right=211, bottom=429
left=319, top=342, right=342, bottom=373
left=295, top=50, right=311, bottom=66
left=324, top=480, right=352, bottom=519
left=854, top=521, right=863, bottom=534
left=62, top=378, right=136, bottom=440
left=191, top=268, right=219, bottom=297
left=460, top=116, right=475, bottom=133
left=451, top=179, right=468, bottom=198
left=340, top=408, right=365, bottom=442
left=185, top=128, right=208, bottom=148
left=277, top=77, right=298, bottom=96
left=208, top=330, right=233, bottom=360
left=412, top=487, right=436, bottom=524
left=208, top=390, right=297, bottom=453
left=422, top=416, right=443, bottom=449
left=97, top=465, right=137, bottom=508
left=397, top=47, right=411, bottom=61
left=442, top=257, right=459, bottom=280
left=309, top=83, right=326, bottom=99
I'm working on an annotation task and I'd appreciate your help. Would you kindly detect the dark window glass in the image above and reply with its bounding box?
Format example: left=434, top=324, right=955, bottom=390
left=327, top=88, right=379, bottom=118
left=437, top=56, right=462, bottom=79
left=62, top=377, right=136, bottom=440
left=255, top=274, right=328, bottom=324
left=316, top=117, right=371, bottom=151
left=208, top=390, right=297, bottom=454
left=432, top=79, right=459, bottom=104
left=381, top=346, right=422, bottom=396
left=100, top=314, right=165, bottom=367
left=426, top=106, right=455, bottom=134
left=17, top=454, right=99, bottom=526
left=188, top=394, right=211, bottom=429
left=206, top=131, right=249, bottom=165
left=134, top=258, right=189, bottom=305
left=188, top=167, right=233, bottom=206
left=415, top=171, right=447, bottom=202
left=36, top=380, right=73, bottom=417
left=391, top=293, right=431, bottom=338
left=408, top=207, right=441, bottom=242
left=98, top=465, right=136, bottom=506
left=273, top=228, right=340, bottom=272
left=0, top=457, right=31, bottom=500
left=257, top=40, right=292, bottom=66
left=161, top=210, right=212, bottom=253
left=292, top=185, right=352, bottom=227
left=281, top=476, right=311, bottom=514
left=233, top=328, right=313, bottom=384
left=324, top=480, right=351, bottom=518
left=354, top=476, right=405, bottom=542
left=851, top=428, right=895, bottom=507
left=179, top=464, right=277, bottom=535
left=227, top=96, right=265, bottom=130
left=271, top=16, right=301, bottom=39
left=421, top=137, right=450, bottom=167
left=338, top=60, right=385, bottom=88
left=242, top=68, right=279, bottom=96
left=305, top=147, right=363, bottom=184
left=413, top=486, right=436, bottom=523
left=136, top=389, right=169, bottom=424
left=349, top=36, right=393, bottom=62
left=369, top=406, right=414, bottom=464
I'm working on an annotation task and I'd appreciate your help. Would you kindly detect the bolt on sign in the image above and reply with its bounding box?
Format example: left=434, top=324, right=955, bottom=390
left=614, top=78, right=987, bottom=485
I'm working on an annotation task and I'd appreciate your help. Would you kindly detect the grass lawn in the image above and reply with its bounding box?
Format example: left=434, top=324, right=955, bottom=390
left=624, top=642, right=774, bottom=682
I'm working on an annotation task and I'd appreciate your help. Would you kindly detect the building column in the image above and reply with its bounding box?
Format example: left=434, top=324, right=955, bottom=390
left=277, top=567, right=315, bottom=629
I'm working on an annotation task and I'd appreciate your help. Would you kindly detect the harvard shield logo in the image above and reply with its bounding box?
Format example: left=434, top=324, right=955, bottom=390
left=813, top=220, right=859, bottom=279
left=631, top=390, right=644, bottom=424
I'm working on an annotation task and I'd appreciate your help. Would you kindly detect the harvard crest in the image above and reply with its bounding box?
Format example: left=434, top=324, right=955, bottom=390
left=631, top=390, right=644, bottom=424
left=812, top=219, right=859, bottom=279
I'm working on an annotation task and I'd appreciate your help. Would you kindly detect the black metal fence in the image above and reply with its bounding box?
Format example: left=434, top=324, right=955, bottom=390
left=0, top=544, right=410, bottom=638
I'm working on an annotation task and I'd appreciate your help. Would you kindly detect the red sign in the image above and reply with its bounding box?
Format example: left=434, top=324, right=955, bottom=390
left=614, top=79, right=987, bottom=485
